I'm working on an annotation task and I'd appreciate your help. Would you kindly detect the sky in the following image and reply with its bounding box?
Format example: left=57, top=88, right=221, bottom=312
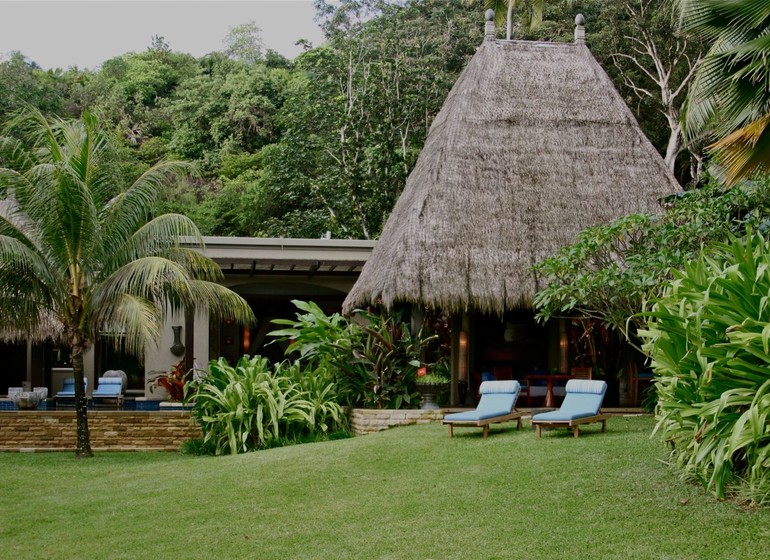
left=0, top=0, right=329, bottom=70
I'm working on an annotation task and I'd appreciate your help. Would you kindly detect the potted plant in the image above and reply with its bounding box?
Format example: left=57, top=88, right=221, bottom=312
left=416, top=362, right=449, bottom=410
left=149, top=358, right=187, bottom=402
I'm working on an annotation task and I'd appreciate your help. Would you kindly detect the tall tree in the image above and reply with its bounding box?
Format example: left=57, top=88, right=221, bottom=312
left=0, top=110, right=253, bottom=457
left=602, top=1, right=701, bottom=175
left=676, top=0, right=770, bottom=185
left=0, top=52, right=70, bottom=121
left=482, top=0, right=545, bottom=39
left=257, top=0, right=482, bottom=239
left=485, top=0, right=516, bottom=39
left=222, top=21, right=266, bottom=64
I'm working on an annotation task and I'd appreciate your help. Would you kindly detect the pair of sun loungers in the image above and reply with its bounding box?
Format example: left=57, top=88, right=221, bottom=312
left=56, top=377, right=124, bottom=408
left=442, top=379, right=608, bottom=439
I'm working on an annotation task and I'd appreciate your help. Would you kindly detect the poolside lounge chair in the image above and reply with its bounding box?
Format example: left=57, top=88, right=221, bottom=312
left=55, top=377, right=87, bottom=407
left=91, top=376, right=124, bottom=408
left=531, top=379, right=608, bottom=438
left=442, top=380, right=524, bottom=439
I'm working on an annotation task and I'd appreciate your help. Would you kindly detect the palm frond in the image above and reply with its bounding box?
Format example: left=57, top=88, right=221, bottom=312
left=91, top=256, right=194, bottom=312
left=186, top=280, right=255, bottom=326
left=0, top=234, right=58, bottom=297
left=4, top=108, right=65, bottom=164
left=163, top=246, right=224, bottom=282
left=709, top=112, right=770, bottom=185
left=96, top=293, right=163, bottom=357
left=102, top=214, right=204, bottom=276
left=0, top=168, right=30, bottom=200
left=0, top=136, right=35, bottom=175
left=676, top=0, right=770, bottom=183
left=101, top=160, right=193, bottom=246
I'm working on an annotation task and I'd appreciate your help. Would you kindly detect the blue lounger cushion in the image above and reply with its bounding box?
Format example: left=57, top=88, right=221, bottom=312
left=56, top=377, right=88, bottom=397
left=532, top=379, right=607, bottom=422
left=444, top=380, right=520, bottom=422
left=92, top=377, right=123, bottom=397
left=443, top=380, right=524, bottom=439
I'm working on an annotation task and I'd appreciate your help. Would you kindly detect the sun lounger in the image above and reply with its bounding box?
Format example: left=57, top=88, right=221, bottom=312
left=91, top=377, right=124, bottom=408
left=531, top=379, right=608, bottom=438
left=442, top=380, right=524, bottom=439
left=55, top=377, right=88, bottom=407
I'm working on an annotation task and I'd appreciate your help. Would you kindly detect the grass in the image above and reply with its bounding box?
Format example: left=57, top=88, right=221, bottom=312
left=1, top=416, right=768, bottom=559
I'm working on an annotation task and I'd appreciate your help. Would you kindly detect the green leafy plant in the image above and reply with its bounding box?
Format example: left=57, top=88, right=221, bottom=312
left=640, top=230, right=770, bottom=505
left=416, top=360, right=450, bottom=385
left=270, top=300, right=430, bottom=409
left=179, top=437, right=215, bottom=456
left=416, top=372, right=450, bottom=385
left=534, top=180, right=770, bottom=348
left=187, top=355, right=344, bottom=455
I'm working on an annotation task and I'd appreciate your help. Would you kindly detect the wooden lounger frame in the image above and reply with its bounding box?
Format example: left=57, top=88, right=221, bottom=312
left=443, top=410, right=525, bottom=439
left=533, top=413, right=609, bottom=438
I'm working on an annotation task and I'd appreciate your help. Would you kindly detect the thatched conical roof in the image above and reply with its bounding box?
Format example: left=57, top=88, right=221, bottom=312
left=343, top=36, right=681, bottom=315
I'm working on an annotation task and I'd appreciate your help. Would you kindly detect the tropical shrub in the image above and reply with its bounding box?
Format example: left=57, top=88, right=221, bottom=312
left=188, top=355, right=344, bottom=455
left=270, top=300, right=427, bottom=409
left=640, top=231, right=770, bottom=505
left=534, top=179, right=770, bottom=347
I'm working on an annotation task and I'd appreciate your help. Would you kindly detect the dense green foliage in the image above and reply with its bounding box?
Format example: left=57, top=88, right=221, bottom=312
left=255, top=0, right=483, bottom=238
left=3, top=417, right=770, bottom=559
left=640, top=232, right=770, bottom=506
left=189, top=355, right=345, bottom=455
left=0, top=110, right=253, bottom=456
left=270, top=300, right=428, bottom=409
left=534, top=179, right=770, bottom=345
left=0, top=0, right=704, bottom=237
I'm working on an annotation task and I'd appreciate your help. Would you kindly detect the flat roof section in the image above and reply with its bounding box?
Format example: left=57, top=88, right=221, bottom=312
left=182, top=237, right=376, bottom=277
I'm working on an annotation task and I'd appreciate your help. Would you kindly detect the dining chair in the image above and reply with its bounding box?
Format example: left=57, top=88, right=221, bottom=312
left=571, top=366, right=592, bottom=380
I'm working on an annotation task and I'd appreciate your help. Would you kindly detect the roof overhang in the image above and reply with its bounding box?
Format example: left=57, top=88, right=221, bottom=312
left=183, top=236, right=376, bottom=277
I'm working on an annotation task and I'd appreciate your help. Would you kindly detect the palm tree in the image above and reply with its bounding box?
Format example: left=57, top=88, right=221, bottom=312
left=0, top=110, right=254, bottom=457
left=677, top=0, right=770, bottom=184
left=483, top=0, right=544, bottom=40
left=485, top=0, right=516, bottom=40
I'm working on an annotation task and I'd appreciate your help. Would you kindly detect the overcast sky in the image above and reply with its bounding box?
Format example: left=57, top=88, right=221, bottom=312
left=0, top=0, right=329, bottom=70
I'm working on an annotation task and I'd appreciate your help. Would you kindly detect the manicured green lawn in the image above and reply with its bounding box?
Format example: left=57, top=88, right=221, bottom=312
left=1, top=416, right=767, bottom=559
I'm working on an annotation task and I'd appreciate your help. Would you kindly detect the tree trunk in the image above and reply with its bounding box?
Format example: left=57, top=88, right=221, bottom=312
left=71, top=336, right=92, bottom=458
left=506, top=2, right=514, bottom=40
left=663, top=119, right=681, bottom=173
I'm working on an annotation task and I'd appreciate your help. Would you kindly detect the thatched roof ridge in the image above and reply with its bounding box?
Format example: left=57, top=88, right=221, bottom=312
left=343, top=38, right=681, bottom=315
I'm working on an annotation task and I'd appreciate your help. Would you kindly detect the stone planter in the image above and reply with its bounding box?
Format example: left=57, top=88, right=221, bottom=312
left=416, top=382, right=448, bottom=410
left=10, top=391, right=43, bottom=410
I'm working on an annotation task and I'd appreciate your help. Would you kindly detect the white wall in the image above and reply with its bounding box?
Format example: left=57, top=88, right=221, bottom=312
left=143, top=308, right=210, bottom=399
left=192, top=311, right=209, bottom=373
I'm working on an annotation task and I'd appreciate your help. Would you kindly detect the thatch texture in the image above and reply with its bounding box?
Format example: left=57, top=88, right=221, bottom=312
left=343, top=38, right=681, bottom=315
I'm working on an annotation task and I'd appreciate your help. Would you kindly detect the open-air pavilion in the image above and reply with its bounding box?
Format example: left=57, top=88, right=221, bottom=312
left=343, top=15, right=682, bottom=406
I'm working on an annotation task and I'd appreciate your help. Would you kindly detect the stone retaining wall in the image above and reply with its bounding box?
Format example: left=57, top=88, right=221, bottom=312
left=348, top=408, right=444, bottom=436
left=0, top=411, right=201, bottom=452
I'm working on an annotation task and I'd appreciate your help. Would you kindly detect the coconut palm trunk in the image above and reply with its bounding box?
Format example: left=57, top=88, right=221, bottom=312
left=484, top=0, right=544, bottom=40
left=70, top=333, right=92, bottom=457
